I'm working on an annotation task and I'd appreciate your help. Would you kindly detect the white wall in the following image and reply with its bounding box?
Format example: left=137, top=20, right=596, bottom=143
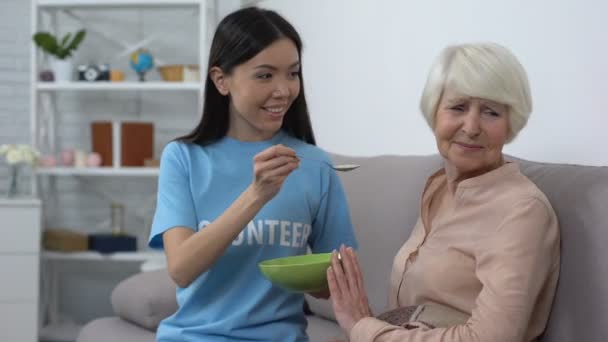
left=259, top=0, right=608, bottom=166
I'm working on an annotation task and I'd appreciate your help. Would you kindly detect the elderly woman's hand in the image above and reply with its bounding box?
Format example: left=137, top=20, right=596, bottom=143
left=327, top=245, right=373, bottom=335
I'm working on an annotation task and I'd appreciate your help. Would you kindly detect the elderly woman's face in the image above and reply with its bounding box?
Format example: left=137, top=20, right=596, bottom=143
left=434, top=88, right=510, bottom=176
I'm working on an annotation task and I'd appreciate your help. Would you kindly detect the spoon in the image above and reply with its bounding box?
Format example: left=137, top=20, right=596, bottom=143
left=296, top=155, right=360, bottom=172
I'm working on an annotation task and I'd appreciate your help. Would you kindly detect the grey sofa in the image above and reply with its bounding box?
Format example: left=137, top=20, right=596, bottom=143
left=77, top=154, right=608, bottom=342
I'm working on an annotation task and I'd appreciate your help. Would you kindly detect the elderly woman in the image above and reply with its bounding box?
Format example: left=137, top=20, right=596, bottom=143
left=327, top=43, right=560, bottom=342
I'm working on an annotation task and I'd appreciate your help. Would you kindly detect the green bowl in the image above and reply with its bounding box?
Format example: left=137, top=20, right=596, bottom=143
left=258, top=253, right=332, bottom=293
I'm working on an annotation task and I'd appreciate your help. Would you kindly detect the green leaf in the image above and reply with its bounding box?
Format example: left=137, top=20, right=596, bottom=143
left=33, top=29, right=85, bottom=60
left=60, top=33, right=72, bottom=48
left=33, top=32, right=58, bottom=56
left=65, top=29, right=86, bottom=54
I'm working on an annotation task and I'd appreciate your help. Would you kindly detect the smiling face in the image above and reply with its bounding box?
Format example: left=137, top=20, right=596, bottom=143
left=434, top=88, right=511, bottom=179
left=211, top=38, right=301, bottom=141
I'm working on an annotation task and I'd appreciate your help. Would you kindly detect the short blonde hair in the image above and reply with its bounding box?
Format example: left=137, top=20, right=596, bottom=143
left=420, top=43, right=532, bottom=143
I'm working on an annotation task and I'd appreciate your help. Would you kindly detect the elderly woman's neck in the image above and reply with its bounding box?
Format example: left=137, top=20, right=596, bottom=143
left=443, top=158, right=505, bottom=195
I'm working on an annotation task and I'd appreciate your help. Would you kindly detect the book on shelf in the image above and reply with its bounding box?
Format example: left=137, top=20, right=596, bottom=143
left=91, top=121, right=154, bottom=167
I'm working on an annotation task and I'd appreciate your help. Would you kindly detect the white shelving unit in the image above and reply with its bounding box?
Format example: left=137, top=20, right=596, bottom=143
left=37, top=0, right=206, bottom=8
left=43, top=250, right=165, bottom=261
left=37, top=166, right=160, bottom=176
left=30, top=0, right=216, bottom=167
left=31, top=1, right=218, bottom=341
left=37, top=81, right=201, bottom=91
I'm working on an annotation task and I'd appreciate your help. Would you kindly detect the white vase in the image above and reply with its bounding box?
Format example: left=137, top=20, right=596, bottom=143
left=50, top=58, right=73, bottom=82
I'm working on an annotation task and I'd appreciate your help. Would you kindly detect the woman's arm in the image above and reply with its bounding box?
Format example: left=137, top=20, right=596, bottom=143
left=163, top=187, right=264, bottom=288
left=331, top=197, right=560, bottom=342
left=162, top=144, right=299, bottom=288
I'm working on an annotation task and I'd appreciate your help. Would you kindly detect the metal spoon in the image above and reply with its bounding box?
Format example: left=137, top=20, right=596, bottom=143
left=296, top=155, right=360, bottom=172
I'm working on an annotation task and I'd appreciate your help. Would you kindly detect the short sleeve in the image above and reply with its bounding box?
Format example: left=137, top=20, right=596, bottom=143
left=308, top=166, right=359, bottom=253
left=148, top=142, right=198, bottom=249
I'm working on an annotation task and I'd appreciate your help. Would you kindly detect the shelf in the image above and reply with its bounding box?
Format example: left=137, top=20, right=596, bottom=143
left=37, top=81, right=201, bottom=91
left=0, top=197, right=41, bottom=206
left=37, top=167, right=159, bottom=177
left=43, top=250, right=166, bottom=262
left=36, top=0, right=203, bottom=9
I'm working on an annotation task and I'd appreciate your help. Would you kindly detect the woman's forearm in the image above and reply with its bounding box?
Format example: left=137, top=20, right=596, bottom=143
left=165, top=185, right=265, bottom=287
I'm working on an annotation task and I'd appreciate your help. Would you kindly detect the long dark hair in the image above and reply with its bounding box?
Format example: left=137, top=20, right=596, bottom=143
left=177, top=7, right=316, bottom=146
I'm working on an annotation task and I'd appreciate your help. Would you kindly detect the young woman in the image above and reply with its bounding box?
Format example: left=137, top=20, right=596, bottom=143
left=149, top=7, right=358, bottom=341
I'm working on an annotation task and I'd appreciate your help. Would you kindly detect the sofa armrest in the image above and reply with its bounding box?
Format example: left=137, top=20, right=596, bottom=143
left=111, top=269, right=178, bottom=331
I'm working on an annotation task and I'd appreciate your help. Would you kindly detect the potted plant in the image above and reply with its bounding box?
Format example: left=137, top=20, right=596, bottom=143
left=33, top=29, right=86, bottom=82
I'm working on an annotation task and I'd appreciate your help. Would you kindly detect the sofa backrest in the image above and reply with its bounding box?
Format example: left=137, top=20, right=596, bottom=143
left=307, top=154, right=608, bottom=341
left=514, top=158, right=608, bottom=342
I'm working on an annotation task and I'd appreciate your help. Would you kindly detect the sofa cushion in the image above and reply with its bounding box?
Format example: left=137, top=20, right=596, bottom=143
left=306, top=154, right=442, bottom=320
left=306, top=315, right=345, bottom=341
left=514, top=158, right=608, bottom=342
left=76, top=317, right=155, bottom=342
left=111, top=269, right=177, bottom=331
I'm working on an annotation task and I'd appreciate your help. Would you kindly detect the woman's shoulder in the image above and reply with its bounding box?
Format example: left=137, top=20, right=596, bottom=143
left=496, top=165, right=559, bottom=232
left=164, top=139, right=211, bottom=155
left=161, top=140, right=188, bottom=154
left=160, top=140, right=209, bottom=166
left=509, top=165, right=554, bottom=210
left=489, top=166, right=560, bottom=251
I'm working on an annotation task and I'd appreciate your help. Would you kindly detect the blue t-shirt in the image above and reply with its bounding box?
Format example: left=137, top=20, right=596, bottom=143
left=149, top=130, right=358, bottom=342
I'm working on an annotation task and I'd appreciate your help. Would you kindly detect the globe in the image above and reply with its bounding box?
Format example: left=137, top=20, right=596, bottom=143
left=129, top=49, right=154, bottom=81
